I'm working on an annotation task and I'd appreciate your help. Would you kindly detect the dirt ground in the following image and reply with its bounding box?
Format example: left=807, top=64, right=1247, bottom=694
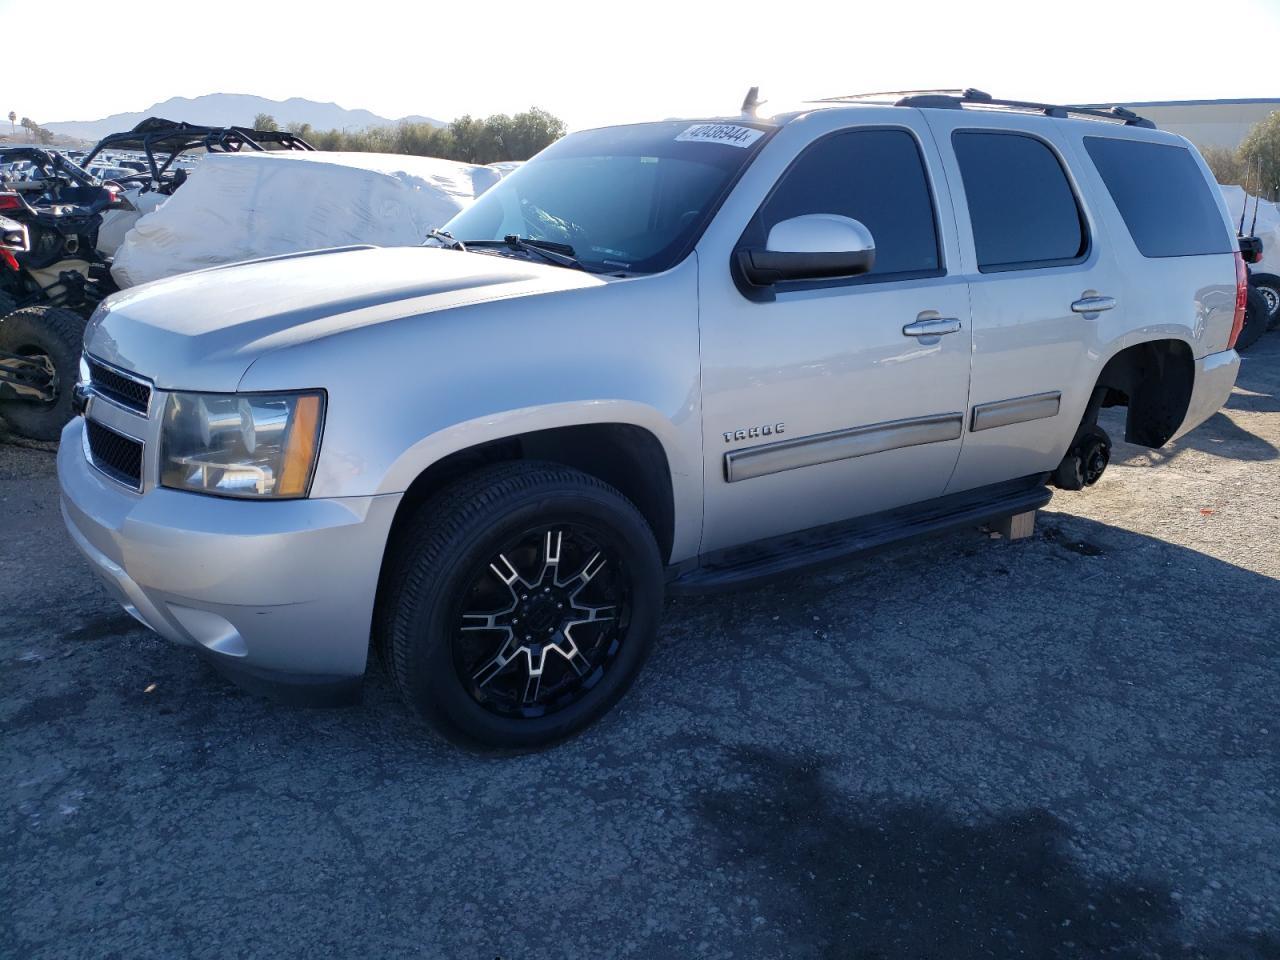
left=3, top=337, right=1279, bottom=959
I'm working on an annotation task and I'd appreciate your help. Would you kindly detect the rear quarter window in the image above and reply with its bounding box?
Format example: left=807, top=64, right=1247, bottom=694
left=1083, top=137, right=1233, bottom=258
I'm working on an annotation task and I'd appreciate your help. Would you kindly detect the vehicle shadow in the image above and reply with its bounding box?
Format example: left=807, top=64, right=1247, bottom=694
left=1116, top=409, right=1280, bottom=465
left=693, top=745, right=1280, bottom=960
left=1226, top=342, right=1280, bottom=415
left=661, top=511, right=1280, bottom=959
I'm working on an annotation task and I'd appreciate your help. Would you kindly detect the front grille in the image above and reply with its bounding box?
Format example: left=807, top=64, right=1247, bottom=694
left=86, top=420, right=143, bottom=490
left=87, top=357, right=151, bottom=414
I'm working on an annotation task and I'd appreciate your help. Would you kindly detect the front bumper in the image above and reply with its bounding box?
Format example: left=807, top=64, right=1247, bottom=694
left=1174, top=348, right=1241, bottom=440
left=58, top=417, right=402, bottom=702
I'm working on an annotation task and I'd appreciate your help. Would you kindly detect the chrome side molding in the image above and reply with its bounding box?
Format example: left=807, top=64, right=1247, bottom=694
left=970, top=391, right=1062, bottom=432
left=724, top=412, right=963, bottom=483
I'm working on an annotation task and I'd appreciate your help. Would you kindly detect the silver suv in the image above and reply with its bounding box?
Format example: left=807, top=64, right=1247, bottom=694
left=58, top=90, right=1245, bottom=747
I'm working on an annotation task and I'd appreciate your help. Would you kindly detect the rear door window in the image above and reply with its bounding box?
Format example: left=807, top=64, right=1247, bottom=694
left=1083, top=137, right=1233, bottom=258
left=755, top=128, right=942, bottom=282
left=952, top=131, right=1087, bottom=272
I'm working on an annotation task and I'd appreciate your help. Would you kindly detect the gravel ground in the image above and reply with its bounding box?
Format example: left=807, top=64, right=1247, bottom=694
left=3, top=338, right=1279, bottom=960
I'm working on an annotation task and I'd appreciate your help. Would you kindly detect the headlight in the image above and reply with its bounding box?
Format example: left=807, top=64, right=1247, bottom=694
left=159, top=390, right=325, bottom=499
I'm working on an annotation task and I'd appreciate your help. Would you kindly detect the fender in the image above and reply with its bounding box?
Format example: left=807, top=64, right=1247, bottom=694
left=377, top=398, right=703, bottom=562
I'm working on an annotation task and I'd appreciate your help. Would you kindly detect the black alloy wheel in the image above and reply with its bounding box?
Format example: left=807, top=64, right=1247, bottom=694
left=453, top=524, right=631, bottom=719
left=380, top=461, right=663, bottom=749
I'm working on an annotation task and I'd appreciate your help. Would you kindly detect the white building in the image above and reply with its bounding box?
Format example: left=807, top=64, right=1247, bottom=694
left=1112, top=98, right=1280, bottom=150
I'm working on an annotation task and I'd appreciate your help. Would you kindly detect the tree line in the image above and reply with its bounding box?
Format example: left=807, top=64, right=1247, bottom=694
left=4, top=113, right=55, bottom=145
left=250, top=107, right=565, bottom=165
left=1200, top=111, right=1280, bottom=201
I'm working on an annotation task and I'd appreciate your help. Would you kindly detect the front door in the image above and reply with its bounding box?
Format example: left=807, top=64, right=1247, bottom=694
left=697, top=119, right=974, bottom=554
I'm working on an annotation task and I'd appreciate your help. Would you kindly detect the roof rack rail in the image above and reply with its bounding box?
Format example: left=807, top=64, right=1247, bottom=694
left=812, top=88, right=1156, bottom=129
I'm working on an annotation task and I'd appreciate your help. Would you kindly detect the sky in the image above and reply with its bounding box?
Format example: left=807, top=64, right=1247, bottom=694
left=6, top=0, right=1280, bottom=132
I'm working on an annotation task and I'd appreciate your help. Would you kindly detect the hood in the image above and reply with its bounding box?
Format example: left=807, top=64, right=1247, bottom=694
left=86, top=245, right=605, bottom=391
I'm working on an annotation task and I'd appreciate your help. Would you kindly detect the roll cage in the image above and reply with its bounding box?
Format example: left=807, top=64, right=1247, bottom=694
left=82, top=116, right=315, bottom=190
left=0, top=146, right=108, bottom=206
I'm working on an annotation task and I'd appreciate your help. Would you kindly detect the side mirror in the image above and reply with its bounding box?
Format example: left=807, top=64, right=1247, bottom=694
left=736, top=214, right=876, bottom=289
left=1239, top=234, right=1263, bottom=265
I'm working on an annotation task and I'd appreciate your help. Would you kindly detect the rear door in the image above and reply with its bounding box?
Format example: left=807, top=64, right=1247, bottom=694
left=923, top=112, right=1126, bottom=493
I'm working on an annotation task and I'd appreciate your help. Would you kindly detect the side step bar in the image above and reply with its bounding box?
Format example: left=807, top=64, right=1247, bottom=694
left=667, top=477, right=1052, bottom=595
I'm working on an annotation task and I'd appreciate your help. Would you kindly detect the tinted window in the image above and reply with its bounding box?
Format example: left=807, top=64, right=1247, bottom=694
left=757, top=129, right=940, bottom=279
left=1084, top=137, right=1232, bottom=258
left=952, top=131, right=1086, bottom=271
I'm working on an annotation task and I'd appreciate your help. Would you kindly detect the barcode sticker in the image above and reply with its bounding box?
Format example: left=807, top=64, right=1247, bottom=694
left=674, top=123, right=764, bottom=148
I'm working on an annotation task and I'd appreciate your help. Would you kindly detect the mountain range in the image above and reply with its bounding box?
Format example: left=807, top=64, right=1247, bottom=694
left=44, top=94, right=443, bottom=143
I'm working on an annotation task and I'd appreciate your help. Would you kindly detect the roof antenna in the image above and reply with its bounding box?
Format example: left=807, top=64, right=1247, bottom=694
left=1238, top=162, right=1253, bottom=237
left=741, top=86, right=763, bottom=119
left=1249, top=160, right=1262, bottom=237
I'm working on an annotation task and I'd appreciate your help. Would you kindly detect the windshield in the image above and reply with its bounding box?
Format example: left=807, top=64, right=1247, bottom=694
left=443, top=120, right=773, bottom=274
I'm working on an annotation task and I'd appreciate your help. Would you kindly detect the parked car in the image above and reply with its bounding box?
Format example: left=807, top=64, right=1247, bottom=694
left=59, top=89, right=1244, bottom=748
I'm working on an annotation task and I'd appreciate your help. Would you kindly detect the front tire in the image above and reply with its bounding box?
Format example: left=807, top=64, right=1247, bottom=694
left=0, top=305, right=86, bottom=441
left=380, top=462, right=663, bottom=749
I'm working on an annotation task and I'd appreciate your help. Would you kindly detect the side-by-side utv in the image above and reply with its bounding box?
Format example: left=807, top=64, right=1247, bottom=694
left=0, top=147, right=124, bottom=439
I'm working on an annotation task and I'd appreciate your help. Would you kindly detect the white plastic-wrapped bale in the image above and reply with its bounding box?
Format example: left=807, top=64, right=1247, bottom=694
left=111, top=151, right=507, bottom=288
left=97, top=185, right=167, bottom=258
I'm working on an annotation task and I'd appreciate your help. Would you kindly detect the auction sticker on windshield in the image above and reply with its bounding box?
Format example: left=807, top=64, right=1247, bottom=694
left=675, top=124, right=764, bottom=148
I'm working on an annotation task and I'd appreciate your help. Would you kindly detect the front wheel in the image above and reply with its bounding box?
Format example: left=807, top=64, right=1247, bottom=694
left=380, top=462, right=664, bottom=749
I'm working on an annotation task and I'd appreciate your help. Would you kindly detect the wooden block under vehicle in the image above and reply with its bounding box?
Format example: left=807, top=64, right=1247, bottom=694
left=993, top=509, right=1037, bottom=541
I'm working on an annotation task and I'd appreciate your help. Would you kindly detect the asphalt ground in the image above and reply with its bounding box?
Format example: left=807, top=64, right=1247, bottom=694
left=3, top=336, right=1279, bottom=959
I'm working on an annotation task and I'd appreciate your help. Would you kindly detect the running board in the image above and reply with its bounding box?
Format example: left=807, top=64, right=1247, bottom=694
left=667, top=477, right=1052, bottom=594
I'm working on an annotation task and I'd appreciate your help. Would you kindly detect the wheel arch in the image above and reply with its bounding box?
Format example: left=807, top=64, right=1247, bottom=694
left=379, top=402, right=689, bottom=566
left=1092, top=335, right=1196, bottom=448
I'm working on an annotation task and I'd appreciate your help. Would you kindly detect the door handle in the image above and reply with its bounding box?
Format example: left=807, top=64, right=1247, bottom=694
left=1071, top=295, right=1116, bottom=314
left=902, top=317, right=962, bottom=337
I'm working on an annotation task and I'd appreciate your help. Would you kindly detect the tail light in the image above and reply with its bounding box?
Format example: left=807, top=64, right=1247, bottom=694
left=102, top=184, right=136, bottom=212
left=0, top=192, right=24, bottom=212
left=1228, top=253, right=1248, bottom=350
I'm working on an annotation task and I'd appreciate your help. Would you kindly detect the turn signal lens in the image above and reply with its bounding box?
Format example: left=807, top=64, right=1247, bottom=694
left=276, top=394, right=322, bottom=497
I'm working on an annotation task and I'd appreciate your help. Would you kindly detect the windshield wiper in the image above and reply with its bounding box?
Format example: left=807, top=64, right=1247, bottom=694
left=462, top=235, right=601, bottom=272
left=424, top=228, right=465, bottom=251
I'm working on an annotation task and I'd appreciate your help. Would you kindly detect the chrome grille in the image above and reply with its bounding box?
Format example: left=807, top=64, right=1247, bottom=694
left=87, top=357, right=151, bottom=415
left=86, top=420, right=144, bottom=490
